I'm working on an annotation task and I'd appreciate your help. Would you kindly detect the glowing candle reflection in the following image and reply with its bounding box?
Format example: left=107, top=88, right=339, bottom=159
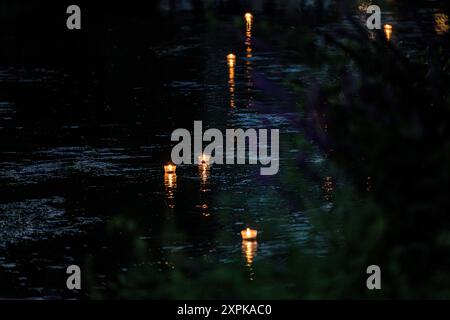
left=323, top=176, right=334, bottom=202
left=198, top=153, right=211, bottom=192
left=244, top=19, right=253, bottom=94
left=384, top=24, right=393, bottom=41
left=199, top=168, right=210, bottom=194
left=228, top=54, right=236, bottom=108
left=164, top=172, right=177, bottom=209
left=196, top=203, right=210, bottom=217
left=245, top=33, right=252, bottom=66
left=366, top=176, right=372, bottom=192
left=434, top=13, right=449, bottom=35
left=245, top=31, right=252, bottom=46
left=242, top=240, right=258, bottom=267
left=227, top=53, right=236, bottom=68
left=245, top=48, right=253, bottom=89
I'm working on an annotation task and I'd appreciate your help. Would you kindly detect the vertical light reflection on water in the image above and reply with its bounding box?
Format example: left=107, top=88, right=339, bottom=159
left=241, top=14, right=257, bottom=278
left=227, top=54, right=236, bottom=108
left=164, top=172, right=177, bottom=209
left=242, top=240, right=258, bottom=280
left=199, top=154, right=211, bottom=193
left=323, top=176, right=334, bottom=202
left=245, top=14, right=253, bottom=105
left=198, top=153, right=211, bottom=216
left=366, top=176, right=372, bottom=192
left=245, top=33, right=253, bottom=89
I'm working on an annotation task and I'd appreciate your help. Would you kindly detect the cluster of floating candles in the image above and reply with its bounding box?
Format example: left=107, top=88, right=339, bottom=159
left=163, top=153, right=213, bottom=207
left=229, top=14, right=259, bottom=260
left=228, top=13, right=255, bottom=108
left=163, top=13, right=259, bottom=269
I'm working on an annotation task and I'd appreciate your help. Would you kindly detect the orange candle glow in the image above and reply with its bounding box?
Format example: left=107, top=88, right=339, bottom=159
left=227, top=53, right=236, bottom=68
left=198, top=153, right=211, bottom=165
left=242, top=240, right=258, bottom=266
left=241, top=228, right=258, bottom=241
left=245, top=13, right=253, bottom=32
left=384, top=24, right=393, bottom=41
left=323, top=176, right=333, bottom=202
left=199, top=168, right=210, bottom=192
left=164, top=172, right=177, bottom=209
left=228, top=54, right=236, bottom=108
left=165, top=173, right=177, bottom=189
left=164, top=163, right=176, bottom=174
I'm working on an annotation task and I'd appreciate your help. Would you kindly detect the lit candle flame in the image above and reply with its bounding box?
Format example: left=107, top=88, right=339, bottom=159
left=198, top=153, right=211, bottom=166
left=245, top=13, right=253, bottom=32
left=384, top=24, right=393, bottom=41
left=241, top=228, right=258, bottom=241
left=164, top=163, right=176, bottom=174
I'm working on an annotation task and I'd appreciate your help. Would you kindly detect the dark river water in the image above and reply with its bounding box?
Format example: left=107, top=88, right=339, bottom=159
left=0, top=2, right=448, bottom=299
